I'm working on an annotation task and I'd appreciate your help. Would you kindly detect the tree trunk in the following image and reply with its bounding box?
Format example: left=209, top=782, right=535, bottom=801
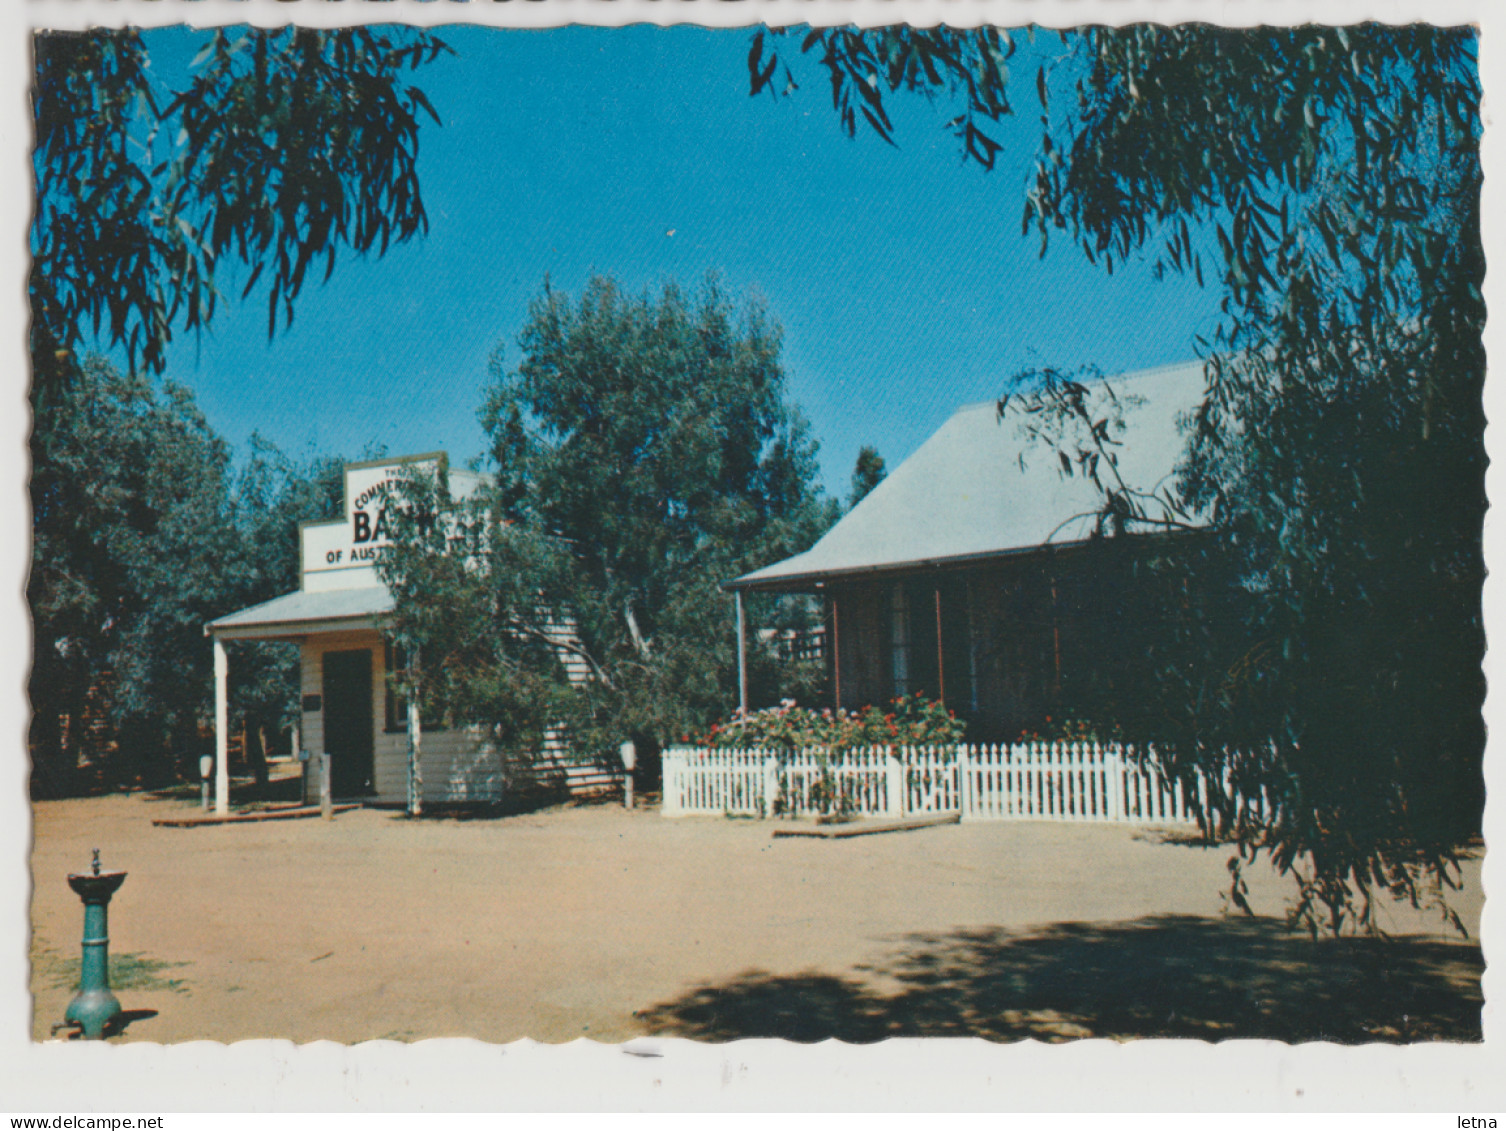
left=27, top=703, right=67, bottom=799
left=407, top=649, right=423, bottom=818
left=624, top=600, right=651, bottom=658
left=251, top=722, right=269, bottom=788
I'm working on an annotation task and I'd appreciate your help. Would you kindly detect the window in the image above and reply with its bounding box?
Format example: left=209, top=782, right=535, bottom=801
left=890, top=584, right=910, bottom=696
left=384, top=643, right=408, bottom=732
left=384, top=643, right=446, bottom=733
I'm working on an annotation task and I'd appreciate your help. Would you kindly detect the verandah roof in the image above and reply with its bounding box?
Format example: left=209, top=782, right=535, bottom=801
left=727, top=360, right=1209, bottom=593
left=207, top=585, right=395, bottom=641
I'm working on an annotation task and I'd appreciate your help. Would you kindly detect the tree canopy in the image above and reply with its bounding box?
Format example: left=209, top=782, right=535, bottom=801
left=753, top=24, right=1484, bottom=934
left=27, top=359, right=343, bottom=794
left=31, top=26, right=447, bottom=391
left=380, top=276, right=836, bottom=797
left=29, top=27, right=446, bottom=793
left=847, top=445, right=887, bottom=509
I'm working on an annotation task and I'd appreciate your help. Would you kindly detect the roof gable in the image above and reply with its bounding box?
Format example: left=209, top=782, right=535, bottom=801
left=731, top=360, right=1208, bottom=590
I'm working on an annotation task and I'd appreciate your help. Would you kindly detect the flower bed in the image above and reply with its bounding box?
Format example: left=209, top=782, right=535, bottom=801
left=698, top=694, right=966, bottom=751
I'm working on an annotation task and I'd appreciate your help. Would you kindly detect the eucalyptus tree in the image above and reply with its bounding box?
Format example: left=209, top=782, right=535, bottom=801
left=751, top=25, right=1484, bottom=933
left=847, top=445, right=886, bottom=509
left=29, top=359, right=241, bottom=792
left=380, top=276, right=836, bottom=791
left=28, top=363, right=348, bottom=794
left=29, top=26, right=446, bottom=790
left=31, top=25, right=447, bottom=393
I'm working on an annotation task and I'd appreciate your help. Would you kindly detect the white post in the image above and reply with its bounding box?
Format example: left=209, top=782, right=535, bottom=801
left=957, top=743, right=971, bottom=820
left=735, top=591, right=749, bottom=715
left=886, top=747, right=905, bottom=819
left=213, top=637, right=229, bottom=816
left=662, top=748, right=683, bottom=817
left=291, top=720, right=304, bottom=806
left=1099, top=742, right=1112, bottom=821
left=619, top=739, right=637, bottom=810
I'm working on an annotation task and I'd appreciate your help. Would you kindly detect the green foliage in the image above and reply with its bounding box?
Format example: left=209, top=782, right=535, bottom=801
left=232, top=436, right=347, bottom=603
left=27, top=357, right=349, bottom=794
left=749, top=26, right=1018, bottom=168
left=758, top=24, right=1484, bottom=935
left=28, top=358, right=236, bottom=790
left=490, top=274, right=837, bottom=762
left=31, top=26, right=447, bottom=390
left=847, top=445, right=887, bottom=509
left=29, top=26, right=446, bottom=794
left=381, top=275, right=836, bottom=777
left=698, top=694, right=966, bottom=751
left=376, top=465, right=579, bottom=769
left=1037, top=26, right=1483, bottom=939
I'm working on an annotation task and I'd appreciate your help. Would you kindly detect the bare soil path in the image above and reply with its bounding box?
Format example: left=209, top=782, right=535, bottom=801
left=29, top=790, right=1483, bottom=1044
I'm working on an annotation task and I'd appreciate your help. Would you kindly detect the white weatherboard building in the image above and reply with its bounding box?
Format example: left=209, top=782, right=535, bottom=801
left=206, top=453, right=612, bottom=814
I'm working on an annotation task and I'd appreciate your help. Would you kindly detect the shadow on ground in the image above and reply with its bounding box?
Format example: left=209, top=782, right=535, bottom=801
left=414, top=787, right=655, bottom=822
left=635, top=914, right=1482, bottom=1043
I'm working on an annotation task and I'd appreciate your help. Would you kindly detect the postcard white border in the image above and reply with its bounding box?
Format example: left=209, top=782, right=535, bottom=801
left=2, top=0, right=1500, bottom=1113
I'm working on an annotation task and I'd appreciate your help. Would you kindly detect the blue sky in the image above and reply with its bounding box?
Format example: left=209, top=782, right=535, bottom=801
left=147, top=24, right=1223, bottom=500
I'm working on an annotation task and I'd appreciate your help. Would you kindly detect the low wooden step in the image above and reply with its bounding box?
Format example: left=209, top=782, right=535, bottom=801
left=152, top=803, right=361, bottom=828
left=771, top=811, right=961, bottom=839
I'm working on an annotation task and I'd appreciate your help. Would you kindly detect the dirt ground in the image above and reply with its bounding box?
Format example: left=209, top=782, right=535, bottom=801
left=28, top=784, right=1484, bottom=1045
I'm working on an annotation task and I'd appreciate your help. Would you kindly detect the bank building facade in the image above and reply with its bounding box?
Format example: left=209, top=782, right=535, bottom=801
left=205, top=453, right=615, bottom=814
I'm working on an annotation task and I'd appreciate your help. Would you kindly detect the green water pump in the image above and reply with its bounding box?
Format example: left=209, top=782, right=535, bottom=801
left=58, top=849, right=127, bottom=1040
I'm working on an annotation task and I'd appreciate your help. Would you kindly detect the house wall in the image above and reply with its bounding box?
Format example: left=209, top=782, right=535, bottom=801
left=823, top=555, right=1089, bottom=740
left=965, top=563, right=1058, bottom=738
left=299, top=630, right=503, bottom=805
left=831, top=582, right=888, bottom=710
left=818, top=544, right=1181, bottom=742
left=831, top=576, right=984, bottom=718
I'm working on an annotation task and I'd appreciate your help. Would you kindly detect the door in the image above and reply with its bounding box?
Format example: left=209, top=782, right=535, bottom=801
left=322, top=649, right=375, bottom=796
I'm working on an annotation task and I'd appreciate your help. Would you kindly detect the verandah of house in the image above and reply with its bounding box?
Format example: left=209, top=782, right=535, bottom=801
left=725, top=360, right=1209, bottom=741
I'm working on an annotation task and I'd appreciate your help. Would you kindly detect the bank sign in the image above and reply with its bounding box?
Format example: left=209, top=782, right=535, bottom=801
left=300, top=454, right=445, bottom=592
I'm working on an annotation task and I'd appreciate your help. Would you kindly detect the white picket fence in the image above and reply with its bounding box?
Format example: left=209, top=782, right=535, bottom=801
left=661, top=742, right=1200, bottom=825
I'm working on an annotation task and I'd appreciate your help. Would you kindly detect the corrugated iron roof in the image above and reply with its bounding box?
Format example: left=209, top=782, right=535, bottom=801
left=208, top=585, right=395, bottom=634
left=729, top=360, right=1208, bottom=591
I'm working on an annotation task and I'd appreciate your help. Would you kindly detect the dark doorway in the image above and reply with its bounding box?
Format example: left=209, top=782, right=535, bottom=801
left=322, top=649, right=374, bottom=796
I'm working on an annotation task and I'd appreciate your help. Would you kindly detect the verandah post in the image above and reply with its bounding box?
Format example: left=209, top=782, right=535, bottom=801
left=735, top=590, right=749, bottom=715
left=407, top=692, right=423, bottom=817
left=213, top=637, right=229, bottom=816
